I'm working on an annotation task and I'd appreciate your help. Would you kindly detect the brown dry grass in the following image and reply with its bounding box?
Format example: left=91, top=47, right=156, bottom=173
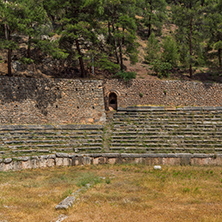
left=0, top=164, right=222, bottom=222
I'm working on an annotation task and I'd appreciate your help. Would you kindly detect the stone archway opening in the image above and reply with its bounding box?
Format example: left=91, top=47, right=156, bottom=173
left=109, top=92, right=117, bottom=110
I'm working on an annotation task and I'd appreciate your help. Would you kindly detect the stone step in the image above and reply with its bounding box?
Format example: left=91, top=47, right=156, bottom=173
left=8, top=144, right=73, bottom=149
left=80, top=143, right=103, bottom=147
left=0, top=125, right=104, bottom=132
left=111, top=135, right=222, bottom=140
left=0, top=131, right=103, bottom=137
left=111, top=139, right=222, bottom=144
left=113, top=114, right=222, bottom=120
left=75, top=147, right=102, bottom=151
left=113, top=123, right=221, bottom=127
left=111, top=143, right=172, bottom=147
left=109, top=146, right=216, bottom=153
left=109, top=147, right=147, bottom=151
left=113, top=119, right=222, bottom=124
left=0, top=137, right=103, bottom=143
left=112, top=129, right=221, bottom=134
left=2, top=139, right=69, bottom=145
left=11, top=149, right=51, bottom=154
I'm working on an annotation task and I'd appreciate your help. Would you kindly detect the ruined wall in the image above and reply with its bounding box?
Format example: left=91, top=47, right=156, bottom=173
left=1, top=153, right=222, bottom=171
left=0, top=77, right=106, bottom=124
left=103, top=79, right=222, bottom=109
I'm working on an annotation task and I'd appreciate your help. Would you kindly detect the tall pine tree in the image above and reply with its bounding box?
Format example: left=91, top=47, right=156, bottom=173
left=172, top=0, right=205, bottom=77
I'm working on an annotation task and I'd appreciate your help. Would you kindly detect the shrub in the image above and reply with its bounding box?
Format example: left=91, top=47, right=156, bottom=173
left=96, top=55, right=120, bottom=73
left=151, top=60, right=172, bottom=78
left=162, top=36, right=179, bottom=68
left=114, top=70, right=137, bottom=82
left=19, top=57, right=34, bottom=64
left=144, top=32, right=161, bottom=64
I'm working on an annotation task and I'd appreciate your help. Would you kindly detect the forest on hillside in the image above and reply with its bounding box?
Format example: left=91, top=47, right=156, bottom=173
left=0, top=0, right=222, bottom=81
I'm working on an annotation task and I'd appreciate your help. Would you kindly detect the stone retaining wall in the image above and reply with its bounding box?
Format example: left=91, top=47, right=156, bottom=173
left=103, top=79, right=222, bottom=109
left=1, top=153, right=221, bottom=171
left=0, top=77, right=105, bottom=124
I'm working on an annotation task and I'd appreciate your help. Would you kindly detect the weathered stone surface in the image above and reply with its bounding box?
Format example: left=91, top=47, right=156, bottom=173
left=104, top=79, right=222, bottom=108
left=16, top=157, right=30, bottom=161
left=56, top=153, right=70, bottom=158
left=4, top=158, right=12, bottom=164
left=0, top=77, right=105, bottom=125
left=55, top=196, right=76, bottom=210
left=0, top=153, right=222, bottom=171
left=55, top=184, right=91, bottom=210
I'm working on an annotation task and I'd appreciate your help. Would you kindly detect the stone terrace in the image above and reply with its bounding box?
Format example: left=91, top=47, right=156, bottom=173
left=110, top=107, right=222, bottom=154
left=1, top=106, right=222, bottom=159
left=0, top=125, right=103, bottom=158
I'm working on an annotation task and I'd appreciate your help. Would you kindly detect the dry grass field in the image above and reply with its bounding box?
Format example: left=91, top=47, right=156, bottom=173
left=0, top=164, right=222, bottom=222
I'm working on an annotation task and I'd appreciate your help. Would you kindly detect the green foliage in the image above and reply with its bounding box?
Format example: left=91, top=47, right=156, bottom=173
left=105, top=177, right=111, bottom=184
left=171, top=0, right=206, bottom=77
left=151, top=60, right=172, bottom=78
left=75, top=172, right=102, bottom=187
left=145, top=32, right=160, bottom=63
left=96, top=55, right=120, bottom=73
left=214, top=41, right=222, bottom=50
left=0, top=0, right=221, bottom=77
left=162, top=36, right=179, bottom=68
left=36, top=40, right=68, bottom=60
left=19, top=57, right=34, bottom=64
left=139, top=0, right=167, bottom=38
left=103, top=0, right=138, bottom=70
left=114, top=70, right=137, bottom=82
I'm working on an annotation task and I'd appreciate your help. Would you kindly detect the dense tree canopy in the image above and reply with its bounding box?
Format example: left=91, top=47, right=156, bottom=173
left=0, top=0, right=221, bottom=79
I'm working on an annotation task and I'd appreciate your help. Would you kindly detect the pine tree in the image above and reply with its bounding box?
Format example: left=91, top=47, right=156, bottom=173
left=45, top=0, right=103, bottom=77
left=103, top=0, right=138, bottom=71
left=139, top=0, right=167, bottom=38
left=0, top=0, right=26, bottom=76
left=18, top=0, right=47, bottom=59
left=145, top=32, right=160, bottom=63
left=203, top=0, right=222, bottom=67
left=162, top=36, right=179, bottom=68
left=172, top=0, right=205, bottom=78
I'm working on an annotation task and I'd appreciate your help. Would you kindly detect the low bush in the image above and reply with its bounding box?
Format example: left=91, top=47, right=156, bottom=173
left=114, top=70, right=137, bottom=82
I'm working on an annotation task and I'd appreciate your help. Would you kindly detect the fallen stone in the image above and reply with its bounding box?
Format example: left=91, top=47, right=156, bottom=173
left=55, top=196, right=76, bottom=210
left=154, top=165, right=162, bottom=170
left=55, top=184, right=91, bottom=210
left=4, top=158, right=12, bottom=164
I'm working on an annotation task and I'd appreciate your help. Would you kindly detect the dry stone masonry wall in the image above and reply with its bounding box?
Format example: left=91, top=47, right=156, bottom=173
left=1, top=77, right=222, bottom=170
left=0, top=77, right=106, bottom=124
left=1, top=153, right=222, bottom=171
left=1, top=106, right=222, bottom=170
left=104, top=79, right=222, bottom=109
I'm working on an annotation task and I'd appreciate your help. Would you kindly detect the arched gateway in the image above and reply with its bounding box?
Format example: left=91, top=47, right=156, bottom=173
left=108, top=92, right=118, bottom=110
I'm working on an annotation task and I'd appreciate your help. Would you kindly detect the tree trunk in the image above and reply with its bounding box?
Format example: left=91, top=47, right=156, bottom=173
left=122, top=27, right=125, bottom=45
left=112, top=24, right=120, bottom=64
left=147, top=0, right=152, bottom=39
left=27, top=35, right=31, bottom=58
left=75, top=39, right=85, bottom=78
left=114, top=38, right=120, bottom=64
left=189, top=17, right=193, bottom=78
left=5, top=24, right=12, bottom=76
left=119, top=38, right=124, bottom=70
left=148, top=22, right=151, bottom=39
left=108, top=21, right=111, bottom=44
left=218, top=48, right=221, bottom=67
left=117, top=27, right=123, bottom=70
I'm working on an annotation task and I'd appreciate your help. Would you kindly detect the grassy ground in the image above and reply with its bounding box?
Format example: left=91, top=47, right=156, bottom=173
left=0, top=164, right=222, bottom=222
